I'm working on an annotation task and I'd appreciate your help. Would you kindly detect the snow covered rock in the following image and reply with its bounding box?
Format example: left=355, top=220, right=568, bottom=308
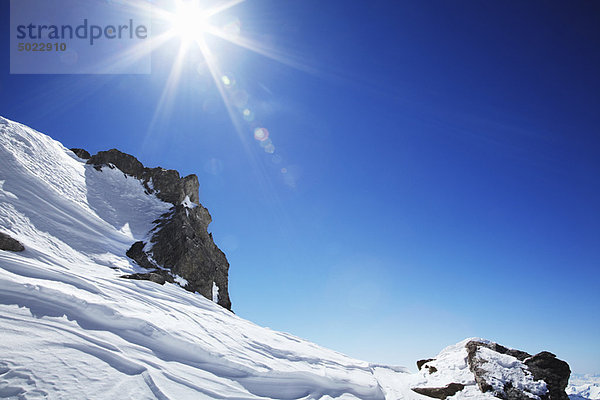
left=410, top=339, right=570, bottom=400
left=88, top=149, right=200, bottom=205
left=87, top=148, right=232, bottom=310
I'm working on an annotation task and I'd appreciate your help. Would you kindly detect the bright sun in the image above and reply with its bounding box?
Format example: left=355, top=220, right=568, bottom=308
left=170, top=1, right=209, bottom=42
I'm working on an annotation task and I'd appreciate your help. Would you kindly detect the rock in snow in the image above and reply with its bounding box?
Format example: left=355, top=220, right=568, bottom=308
left=0, top=231, right=24, bottom=252
left=409, top=339, right=570, bottom=400
left=87, top=148, right=231, bottom=310
left=70, top=147, right=91, bottom=159
left=0, top=115, right=579, bottom=399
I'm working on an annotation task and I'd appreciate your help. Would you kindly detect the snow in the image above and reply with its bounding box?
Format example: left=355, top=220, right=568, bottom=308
left=376, top=338, right=550, bottom=400
left=212, top=281, right=219, bottom=303
left=181, top=195, right=197, bottom=209
left=173, top=274, right=188, bottom=287
left=0, top=116, right=590, bottom=399
left=474, top=347, right=546, bottom=398
left=568, top=375, right=600, bottom=400
left=396, top=338, right=497, bottom=400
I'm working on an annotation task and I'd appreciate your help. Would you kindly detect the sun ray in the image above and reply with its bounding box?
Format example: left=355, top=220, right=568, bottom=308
left=99, top=30, right=177, bottom=74
left=204, top=0, right=246, bottom=18
left=195, top=37, right=246, bottom=137
left=143, top=40, right=190, bottom=149
left=204, top=26, right=320, bottom=75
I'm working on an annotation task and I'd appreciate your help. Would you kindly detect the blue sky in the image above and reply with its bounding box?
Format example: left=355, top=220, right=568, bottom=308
left=1, top=1, right=599, bottom=373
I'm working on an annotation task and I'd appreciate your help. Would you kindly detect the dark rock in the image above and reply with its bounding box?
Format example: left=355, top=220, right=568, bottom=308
left=150, top=204, right=231, bottom=310
left=70, top=148, right=91, bottom=159
left=417, top=358, right=435, bottom=370
left=88, top=149, right=145, bottom=178
left=525, top=352, right=571, bottom=400
left=126, top=241, right=155, bottom=270
left=412, top=383, right=465, bottom=399
left=121, top=271, right=175, bottom=285
left=87, top=149, right=199, bottom=205
left=88, top=149, right=232, bottom=310
left=466, top=340, right=570, bottom=400
left=0, top=232, right=24, bottom=252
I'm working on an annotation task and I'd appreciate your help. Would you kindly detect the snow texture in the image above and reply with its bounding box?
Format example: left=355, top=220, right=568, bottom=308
left=173, top=274, right=189, bottom=287
left=568, top=375, right=600, bottom=400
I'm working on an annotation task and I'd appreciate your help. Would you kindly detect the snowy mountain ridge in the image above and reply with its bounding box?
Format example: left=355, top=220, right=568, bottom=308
left=0, top=116, right=579, bottom=399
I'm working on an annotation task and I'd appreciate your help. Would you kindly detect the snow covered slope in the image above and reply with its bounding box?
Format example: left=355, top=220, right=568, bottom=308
left=0, top=116, right=408, bottom=399
left=0, top=116, right=579, bottom=399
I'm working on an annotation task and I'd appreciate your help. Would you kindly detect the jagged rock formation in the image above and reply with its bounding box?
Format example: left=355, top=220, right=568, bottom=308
left=466, top=340, right=570, bottom=400
left=87, top=149, right=232, bottom=310
left=0, top=232, right=24, bottom=252
left=412, top=339, right=570, bottom=400
left=523, top=352, right=571, bottom=400
left=70, top=148, right=91, bottom=159
left=149, top=204, right=231, bottom=309
left=88, top=149, right=199, bottom=205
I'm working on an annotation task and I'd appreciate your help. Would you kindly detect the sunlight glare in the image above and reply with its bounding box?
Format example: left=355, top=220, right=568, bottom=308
left=171, top=0, right=209, bottom=42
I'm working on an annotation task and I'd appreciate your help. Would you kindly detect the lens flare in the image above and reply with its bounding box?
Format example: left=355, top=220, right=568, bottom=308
left=150, top=0, right=298, bottom=185
left=254, top=127, right=269, bottom=141
left=221, top=75, right=233, bottom=87
left=242, top=108, right=254, bottom=121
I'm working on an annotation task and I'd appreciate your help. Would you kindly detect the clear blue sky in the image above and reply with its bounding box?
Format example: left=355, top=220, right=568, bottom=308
left=1, top=1, right=599, bottom=373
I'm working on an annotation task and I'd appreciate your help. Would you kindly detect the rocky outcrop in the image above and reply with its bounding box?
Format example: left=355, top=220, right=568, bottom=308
left=0, top=232, right=24, bottom=252
left=412, top=340, right=570, bottom=400
left=525, top=352, right=571, bottom=400
left=149, top=205, right=231, bottom=310
left=466, top=340, right=570, bottom=400
left=87, top=149, right=232, bottom=310
left=70, top=148, right=91, bottom=159
left=412, top=383, right=465, bottom=399
left=125, top=241, right=155, bottom=270
left=88, top=149, right=199, bottom=205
